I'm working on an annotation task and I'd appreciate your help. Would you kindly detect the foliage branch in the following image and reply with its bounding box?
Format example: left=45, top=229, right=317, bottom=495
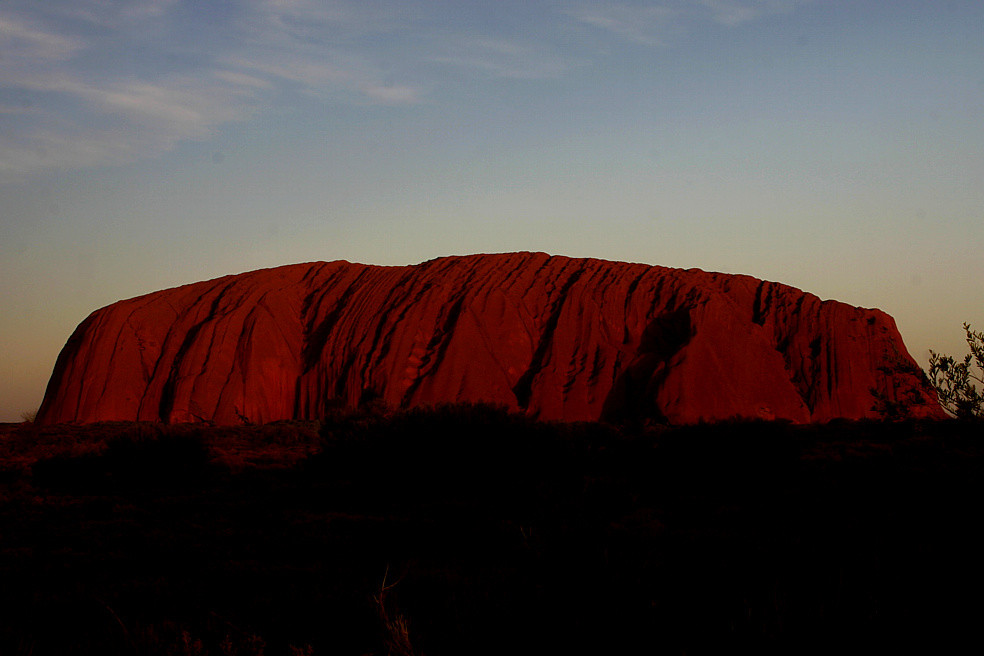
left=927, top=323, right=984, bottom=419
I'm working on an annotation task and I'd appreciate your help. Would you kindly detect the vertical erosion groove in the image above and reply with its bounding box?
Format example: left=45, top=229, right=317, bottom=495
left=752, top=280, right=770, bottom=326
left=512, top=267, right=585, bottom=409
left=401, top=294, right=468, bottom=406
left=158, top=281, right=236, bottom=421
left=300, top=269, right=364, bottom=372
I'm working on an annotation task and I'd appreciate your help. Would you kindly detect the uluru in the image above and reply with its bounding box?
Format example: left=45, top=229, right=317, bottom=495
left=36, top=252, right=942, bottom=425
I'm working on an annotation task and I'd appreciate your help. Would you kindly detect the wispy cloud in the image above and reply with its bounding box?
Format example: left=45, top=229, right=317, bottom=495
left=0, top=1, right=427, bottom=177
left=246, top=0, right=410, bottom=39
left=700, top=0, right=758, bottom=26
left=699, top=0, right=808, bottom=27
left=361, top=84, right=421, bottom=104
left=222, top=49, right=424, bottom=105
left=0, top=14, right=83, bottom=60
left=0, top=71, right=258, bottom=175
left=0, top=104, right=37, bottom=115
left=78, top=78, right=248, bottom=131
left=212, top=70, right=275, bottom=90
left=564, top=5, right=681, bottom=46
left=1, top=127, right=156, bottom=175
left=232, top=0, right=426, bottom=102
left=78, top=0, right=178, bottom=27
left=567, top=0, right=812, bottom=44
left=221, top=54, right=353, bottom=89
left=0, top=0, right=814, bottom=177
left=432, top=37, right=571, bottom=80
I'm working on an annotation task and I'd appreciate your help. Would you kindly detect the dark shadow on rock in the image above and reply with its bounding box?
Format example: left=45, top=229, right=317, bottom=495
left=602, top=306, right=693, bottom=425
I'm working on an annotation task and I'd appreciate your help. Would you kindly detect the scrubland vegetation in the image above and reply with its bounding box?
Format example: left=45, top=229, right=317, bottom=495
left=928, top=322, right=984, bottom=419
left=1, top=405, right=982, bottom=654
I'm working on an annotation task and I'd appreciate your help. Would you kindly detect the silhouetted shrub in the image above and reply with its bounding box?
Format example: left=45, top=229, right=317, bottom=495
left=928, top=322, right=984, bottom=419
left=306, top=403, right=596, bottom=517
left=33, top=427, right=212, bottom=493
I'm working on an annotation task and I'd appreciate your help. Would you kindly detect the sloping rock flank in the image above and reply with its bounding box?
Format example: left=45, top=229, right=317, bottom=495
left=38, top=253, right=943, bottom=425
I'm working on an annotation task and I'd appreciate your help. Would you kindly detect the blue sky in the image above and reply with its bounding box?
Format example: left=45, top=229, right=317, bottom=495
left=1, top=0, right=983, bottom=421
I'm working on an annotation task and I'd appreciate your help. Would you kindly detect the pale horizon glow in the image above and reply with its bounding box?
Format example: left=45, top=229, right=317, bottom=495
left=2, top=0, right=983, bottom=421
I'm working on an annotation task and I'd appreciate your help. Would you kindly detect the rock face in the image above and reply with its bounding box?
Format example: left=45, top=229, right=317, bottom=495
left=38, top=253, right=943, bottom=425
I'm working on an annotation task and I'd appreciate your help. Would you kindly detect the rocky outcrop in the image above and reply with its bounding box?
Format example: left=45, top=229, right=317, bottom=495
left=37, top=253, right=943, bottom=425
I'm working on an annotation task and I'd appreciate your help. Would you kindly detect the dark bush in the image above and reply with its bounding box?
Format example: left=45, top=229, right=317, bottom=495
left=306, top=403, right=591, bottom=516
left=33, top=427, right=213, bottom=493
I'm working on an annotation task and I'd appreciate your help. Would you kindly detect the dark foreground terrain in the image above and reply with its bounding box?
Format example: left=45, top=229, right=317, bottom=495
left=1, top=406, right=982, bottom=655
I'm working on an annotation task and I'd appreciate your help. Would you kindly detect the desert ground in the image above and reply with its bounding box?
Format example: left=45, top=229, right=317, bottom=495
left=2, top=406, right=982, bottom=655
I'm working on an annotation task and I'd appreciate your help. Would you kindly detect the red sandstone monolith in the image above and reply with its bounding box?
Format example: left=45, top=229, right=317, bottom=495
left=37, top=253, right=944, bottom=425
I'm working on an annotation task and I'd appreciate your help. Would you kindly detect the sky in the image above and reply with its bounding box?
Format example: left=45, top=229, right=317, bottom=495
left=1, top=0, right=982, bottom=422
